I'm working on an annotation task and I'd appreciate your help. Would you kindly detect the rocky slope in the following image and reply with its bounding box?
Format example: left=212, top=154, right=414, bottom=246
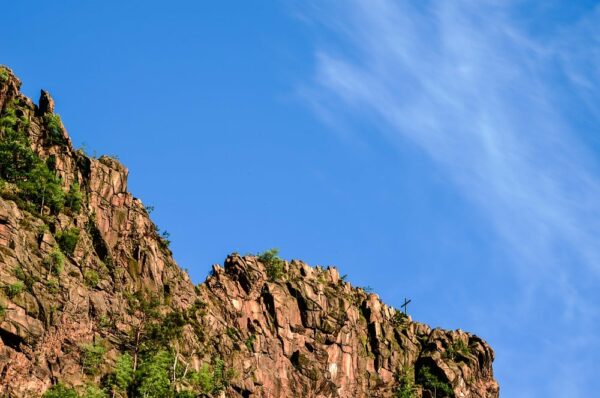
left=0, top=66, right=499, bottom=398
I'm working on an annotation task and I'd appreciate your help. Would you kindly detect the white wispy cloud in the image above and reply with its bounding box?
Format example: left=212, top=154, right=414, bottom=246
left=302, top=1, right=600, bottom=396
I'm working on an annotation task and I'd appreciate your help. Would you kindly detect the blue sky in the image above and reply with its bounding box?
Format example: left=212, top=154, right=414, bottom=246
left=2, top=1, right=599, bottom=396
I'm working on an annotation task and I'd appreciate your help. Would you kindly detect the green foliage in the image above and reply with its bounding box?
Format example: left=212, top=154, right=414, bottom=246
left=46, top=278, right=59, bottom=294
left=417, top=366, right=454, bottom=397
left=0, top=303, right=6, bottom=319
left=44, top=114, right=66, bottom=146
left=13, top=265, right=26, bottom=281
left=395, top=368, right=416, bottom=398
left=0, top=101, right=70, bottom=215
left=245, top=333, right=256, bottom=351
left=258, top=248, right=285, bottom=281
left=80, top=341, right=106, bottom=375
left=135, top=350, right=174, bottom=398
left=56, top=227, right=80, bottom=256
left=190, top=364, right=215, bottom=394
left=81, top=385, right=107, bottom=398
left=65, top=181, right=83, bottom=213
left=144, top=310, right=186, bottom=349
left=5, top=281, right=24, bottom=298
left=101, top=295, right=236, bottom=397
left=113, top=353, right=134, bottom=394
left=43, top=383, right=79, bottom=398
left=226, top=327, right=237, bottom=339
left=0, top=121, right=36, bottom=182
left=392, top=310, right=408, bottom=326
left=0, top=67, right=9, bottom=82
left=212, top=357, right=235, bottom=393
left=445, top=339, right=469, bottom=361
left=20, top=161, right=65, bottom=213
left=13, top=265, right=33, bottom=291
left=43, top=383, right=108, bottom=398
left=188, top=357, right=234, bottom=395
left=44, top=247, right=65, bottom=276
left=84, top=269, right=100, bottom=288
left=175, top=392, right=196, bottom=398
left=160, top=230, right=171, bottom=249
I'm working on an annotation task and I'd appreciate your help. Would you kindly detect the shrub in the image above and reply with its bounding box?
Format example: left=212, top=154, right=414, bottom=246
left=190, top=364, right=215, bottom=394
left=5, top=281, right=24, bottom=298
left=0, top=304, right=6, bottom=319
left=65, top=181, right=83, bottom=213
left=160, top=230, right=171, bottom=249
left=13, top=266, right=32, bottom=289
left=445, top=339, right=469, bottom=361
left=395, top=368, right=416, bottom=398
left=13, top=265, right=26, bottom=281
left=0, top=123, right=37, bottom=183
left=135, top=350, right=173, bottom=398
left=42, top=383, right=79, bottom=398
left=212, top=357, right=235, bottom=393
left=258, top=248, right=285, bottom=281
left=0, top=67, right=9, bottom=83
left=44, top=247, right=65, bottom=276
left=417, top=366, right=454, bottom=398
left=46, top=278, right=59, bottom=294
left=44, top=114, right=66, bottom=146
left=188, top=357, right=234, bottom=395
left=81, top=384, right=107, bottom=398
left=84, top=269, right=100, bottom=288
left=56, top=227, right=80, bottom=256
left=0, top=102, right=68, bottom=215
left=144, top=310, right=186, bottom=349
left=111, top=353, right=134, bottom=394
left=245, top=334, right=256, bottom=351
left=80, top=341, right=106, bottom=375
left=175, top=391, right=196, bottom=398
left=18, top=161, right=65, bottom=214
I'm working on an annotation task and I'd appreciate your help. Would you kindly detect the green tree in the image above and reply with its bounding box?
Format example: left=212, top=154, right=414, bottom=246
left=42, top=383, right=79, bottom=398
left=0, top=123, right=36, bottom=182
left=18, top=161, right=65, bottom=214
left=417, top=366, right=454, bottom=397
left=112, top=353, right=134, bottom=395
left=258, top=248, right=285, bottom=281
left=81, top=385, right=107, bottom=398
left=66, top=181, right=83, bottom=213
left=135, top=350, right=174, bottom=398
left=44, top=114, right=66, bottom=146
left=396, top=367, right=416, bottom=398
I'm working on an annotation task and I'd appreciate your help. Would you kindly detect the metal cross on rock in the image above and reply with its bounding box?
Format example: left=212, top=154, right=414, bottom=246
left=401, top=298, right=411, bottom=315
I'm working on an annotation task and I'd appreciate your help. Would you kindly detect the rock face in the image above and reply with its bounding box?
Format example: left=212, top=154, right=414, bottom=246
left=0, top=66, right=499, bottom=398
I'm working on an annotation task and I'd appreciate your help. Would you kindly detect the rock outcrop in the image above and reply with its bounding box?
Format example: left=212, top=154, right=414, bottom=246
left=0, top=66, right=499, bottom=398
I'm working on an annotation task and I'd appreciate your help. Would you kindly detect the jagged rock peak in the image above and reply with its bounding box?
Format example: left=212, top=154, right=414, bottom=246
left=38, top=90, right=55, bottom=115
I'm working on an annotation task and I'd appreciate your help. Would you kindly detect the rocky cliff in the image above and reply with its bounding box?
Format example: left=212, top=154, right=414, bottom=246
left=0, top=66, right=499, bottom=398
